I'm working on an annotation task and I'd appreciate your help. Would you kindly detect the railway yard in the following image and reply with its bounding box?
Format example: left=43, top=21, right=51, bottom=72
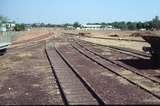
left=0, top=28, right=160, bottom=105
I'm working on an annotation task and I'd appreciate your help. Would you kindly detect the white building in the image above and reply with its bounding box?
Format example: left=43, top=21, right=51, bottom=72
left=80, top=24, right=114, bottom=30
left=66, top=25, right=75, bottom=30
left=82, top=25, right=102, bottom=30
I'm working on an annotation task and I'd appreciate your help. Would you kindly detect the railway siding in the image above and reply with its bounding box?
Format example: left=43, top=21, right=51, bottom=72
left=46, top=42, right=99, bottom=105
left=75, top=40, right=160, bottom=83
left=71, top=41, right=160, bottom=99
left=1, top=31, right=160, bottom=105
left=54, top=40, right=160, bottom=104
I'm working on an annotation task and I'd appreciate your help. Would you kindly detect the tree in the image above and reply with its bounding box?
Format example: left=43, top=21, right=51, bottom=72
left=101, top=22, right=106, bottom=25
left=111, top=22, right=119, bottom=28
left=142, top=21, right=151, bottom=30
left=63, top=23, right=73, bottom=28
left=31, top=23, right=38, bottom=27
left=118, top=21, right=128, bottom=30
left=152, top=16, right=160, bottom=30
left=73, top=22, right=81, bottom=28
left=14, top=24, right=26, bottom=31
left=136, top=22, right=143, bottom=29
left=127, top=22, right=137, bottom=30
left=40, top=23, right=45, bottom=27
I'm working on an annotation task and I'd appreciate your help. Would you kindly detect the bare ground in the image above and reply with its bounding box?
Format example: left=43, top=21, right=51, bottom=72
left=0, top=28, right=159, bottom=105
left=63, top=30, right=156, bottom=51
left=0, top=29, right=63, bottom=105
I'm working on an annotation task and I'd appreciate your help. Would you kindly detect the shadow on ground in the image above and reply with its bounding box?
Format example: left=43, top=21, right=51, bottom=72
left=119, top=58, right=160, bottom=70
left=0, top=49, right=7, bottom=56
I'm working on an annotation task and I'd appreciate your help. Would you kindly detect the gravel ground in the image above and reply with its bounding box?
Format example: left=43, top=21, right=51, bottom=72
left=56, top=42, right=160, bottom=104
left=0, top=28, right=159, bottom=105
left=0, top=36, right=63, bottom=105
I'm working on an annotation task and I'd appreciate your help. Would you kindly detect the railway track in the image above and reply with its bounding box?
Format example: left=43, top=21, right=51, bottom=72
left=73, top=39, right=160, bottom=83
left=70, top=41, right=160, bottom=98
left=77, top=39, right=150, bottom=59
left=45, top=42, right=104, bottom=105
left=64, top=32, right=146, bottom=42
left=64, top=33, right=150, bottom=58
left=45, top=36, right=160, bottom=104
left=2, top=32, right=159, bottom=104
left=80, top=35, right=146, bottom=42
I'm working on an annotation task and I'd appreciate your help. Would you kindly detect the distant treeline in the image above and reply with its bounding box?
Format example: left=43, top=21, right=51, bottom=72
left=1, top=15, right=160, bottom=31
left=31, top=23, right=64, bottom=28
left=31, top=16, right=160, bottom=31
left=30, top=22, right=81, bottom=28
left=87, top=16, right=160, bottom=30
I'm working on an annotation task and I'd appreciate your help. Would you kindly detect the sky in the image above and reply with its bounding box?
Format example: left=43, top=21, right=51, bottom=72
left=0, top=0, right=160, bottom=24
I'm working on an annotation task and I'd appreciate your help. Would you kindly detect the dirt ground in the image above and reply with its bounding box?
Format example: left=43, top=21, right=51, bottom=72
left=0, top=28, right=159, bottom=105
left=12, top=28, right=53, bottom=43
left=80, top=37, right=150, bottom=51
left=0, top=28, right=63, bottom=105
left=63, top=29, right=160, bottom=51
left=13, top=28, right=151, bottom=52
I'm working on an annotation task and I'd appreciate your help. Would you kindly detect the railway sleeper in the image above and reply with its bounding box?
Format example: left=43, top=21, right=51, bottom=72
left=45, top=44, right=99, bottom=105
left=55, top=41, right=160, bottom=104
left=70, top=42, right=160, bottom=99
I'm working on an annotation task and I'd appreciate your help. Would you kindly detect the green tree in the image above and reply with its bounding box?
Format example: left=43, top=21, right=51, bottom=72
left=136, top=22, right=144, bottom=29
left=73, top=22, right=81, bottom=28
left=14, top=24, right=26, bottom=31
left=31, top=23, right=38, bottom=27
left=118, top=22, right=128, bottom=30
left=127, top=22, right=137, bottom=30
left=111, top=22, right=119, bottom=28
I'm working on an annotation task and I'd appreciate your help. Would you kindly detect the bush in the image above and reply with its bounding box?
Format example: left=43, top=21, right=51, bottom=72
left=14, top=24, right=26, bottom=31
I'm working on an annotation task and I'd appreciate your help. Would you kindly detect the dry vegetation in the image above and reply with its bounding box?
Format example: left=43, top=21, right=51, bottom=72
left=63, top=29, right=160, bottom=51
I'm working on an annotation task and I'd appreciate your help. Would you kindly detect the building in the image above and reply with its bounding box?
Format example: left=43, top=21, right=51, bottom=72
left=65, top=24, right=118, bottom=31
left=0, top=20, right=16, bottom=32
left=66, top=25, right=75, bottom=30
left=79, top=24, right=115, bottom=30
left=82, top=25, right=102, bottom=30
